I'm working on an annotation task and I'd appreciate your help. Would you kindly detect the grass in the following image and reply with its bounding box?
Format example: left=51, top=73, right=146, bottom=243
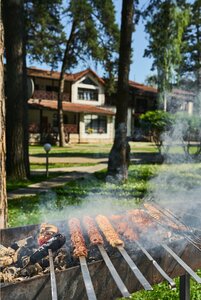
left=7, top=152, right=201, bottom=299
left=30, top=162, right=96, bottom=169
left=7, top=173, right=62, bottom=191
left=8, top=143, right=201, bottom=300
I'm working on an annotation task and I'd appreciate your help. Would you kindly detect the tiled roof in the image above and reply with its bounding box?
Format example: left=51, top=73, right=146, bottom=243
left=129, top=80, right=158, bottom=93
left=27, top=67, right=105, bottom=85
left=28, top=99, right=114, bottom=115
left=169, top=89, right=195, bottom=101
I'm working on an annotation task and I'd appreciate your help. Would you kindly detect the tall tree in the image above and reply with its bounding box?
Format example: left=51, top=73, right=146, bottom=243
left=107, top=0, right=135, bottom=183
left=57, top=0, right=120, bottom=146
left=3, top=0, right=30, bottom=179
left=0, top=0, right=7, bottom=228
left=24, top=0, right=65, bottom=68
left=180, top=0, right=201, bottom=113
left=143, top=0, right=189, bottom=110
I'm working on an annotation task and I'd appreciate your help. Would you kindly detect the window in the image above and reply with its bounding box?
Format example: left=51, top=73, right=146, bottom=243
left=78, top=88, right=98, bottom=101
left=84, top=115, right=107, bottom=134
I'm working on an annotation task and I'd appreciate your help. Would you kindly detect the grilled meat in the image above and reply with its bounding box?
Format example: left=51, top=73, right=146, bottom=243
left=110, top=215, right=139, bottom=241
left=128, top=209, right=156, bottom=230
left=144, top=203, right=186, bottom=232
left=83, top=216, right=103, bottom=245
left=68, top=218, right=88, bottom=258
left=38, top=223, right=59, bottom=246
left=95, top=215, right=124, bottom=247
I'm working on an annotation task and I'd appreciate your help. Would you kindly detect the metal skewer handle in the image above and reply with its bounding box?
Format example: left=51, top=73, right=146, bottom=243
left=98, top=245, right=131, bottom=298
left=48, top=249, right=58, bottom=300
left=117, top=246, right=153, bottom=291
left=79, top=256, right=97, bottom=300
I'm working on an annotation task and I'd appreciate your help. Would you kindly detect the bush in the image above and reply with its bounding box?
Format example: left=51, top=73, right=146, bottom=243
left=140, top=111, right=174, bottom=152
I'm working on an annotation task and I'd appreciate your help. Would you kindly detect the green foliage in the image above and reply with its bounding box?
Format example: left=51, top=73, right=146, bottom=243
left=175, top=113, right=201, bottom=156
left=180, top=0, right=201, bottom=78
left=140, top=111, right=174, bottom=152
left=143, top=0, right=190, bottom=107
left=25, top=0, right=120, bottom=82
left=24, top=0, right=65, bottom=67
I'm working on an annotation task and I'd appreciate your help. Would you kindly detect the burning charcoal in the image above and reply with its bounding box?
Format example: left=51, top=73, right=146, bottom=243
left=0, top=266, right=20, bottom=283
left=10, top=236, right=35, bottom=251
left=40, top=257, right=49, bottom=268
left=30, top=233, right=66, bottom=264
left=0, top=256, right=13, bottom=268
left=26, top=263, right=43, bottom=277
left=0, top=244, right=15, bottom=257
left=54, top=249, right=68, bottom=268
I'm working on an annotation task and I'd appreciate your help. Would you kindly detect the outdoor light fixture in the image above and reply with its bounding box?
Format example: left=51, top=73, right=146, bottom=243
left=43, top=143, right=52, bottom=178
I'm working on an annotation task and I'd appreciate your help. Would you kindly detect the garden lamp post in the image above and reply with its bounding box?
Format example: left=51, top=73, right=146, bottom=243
left=43, top=143, right=52, bottom=178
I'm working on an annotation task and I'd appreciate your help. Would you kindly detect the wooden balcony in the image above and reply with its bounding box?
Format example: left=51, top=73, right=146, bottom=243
left=29, top=123, right=78, bottom=134
left=33, top=90, right=70, bottom=102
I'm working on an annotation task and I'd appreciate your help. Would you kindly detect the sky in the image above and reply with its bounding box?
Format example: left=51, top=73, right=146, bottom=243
left=28, top=0, right=153, bottom=85
left=114, top=0, right=153, bottom=83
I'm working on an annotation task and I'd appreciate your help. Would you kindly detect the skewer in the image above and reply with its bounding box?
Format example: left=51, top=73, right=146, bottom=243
left=48, top=249, right=58, bottom=300
left=162, top=244, right=201, bottom=284
left=150, top=202, right=201, bottom=244
left=142, top=206, right=201, bottom=254
left=134, top=241, right=175, bottom=288
left=98, top=245, right=131, bottom=298
left=79, top=256, right=97, bottom=300
left=117, top=246, right=153, bottom=290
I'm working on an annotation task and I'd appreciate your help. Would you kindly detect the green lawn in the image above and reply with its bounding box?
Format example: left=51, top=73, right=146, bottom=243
left=7, top=143, right=201, bottom=299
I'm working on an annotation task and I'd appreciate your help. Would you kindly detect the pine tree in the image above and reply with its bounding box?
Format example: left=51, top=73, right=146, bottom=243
left=57, top=0, right=120, bottom=146
left=3, top=0, right=30, bottom=180
left=0, top=0, right=7, bottom=228
left=143, top=0, right=189, bottom=110
left=107, top=0, right=135, bottom=183
left=24, top=0, right=65, bottom=68
left=180, top=0, right=201, bottom=113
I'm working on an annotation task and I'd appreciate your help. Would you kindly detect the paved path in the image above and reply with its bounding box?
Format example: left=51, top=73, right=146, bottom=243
left=30, top=156, right=107, bottom=164
left=8, top=163, right=107, bottom=200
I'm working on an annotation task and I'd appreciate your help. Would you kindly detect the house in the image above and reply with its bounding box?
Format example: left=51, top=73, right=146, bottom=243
left=27, top=67, right=194, bottom=145
left=106, top=80, right=158, bottom=139
left=28, top=68, right=115, bottom=144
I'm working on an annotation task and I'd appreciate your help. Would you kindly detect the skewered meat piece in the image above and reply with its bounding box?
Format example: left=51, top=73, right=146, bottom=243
left=110, top=215, right=139, bottom=241
left=68, top=218, right=88, bottom=258
left=128, top=209, right=156, bottom=229
left=95, top=215, right=124, bottom=247
left=144, top=203, right=186, bottom=231
left=83, top=216, right=103, bottom=245
left=38, top=223, right=59, bottom=246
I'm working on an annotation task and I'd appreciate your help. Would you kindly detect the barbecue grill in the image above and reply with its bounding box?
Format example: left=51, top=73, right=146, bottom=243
left=1, top=203, right=201, bottom=300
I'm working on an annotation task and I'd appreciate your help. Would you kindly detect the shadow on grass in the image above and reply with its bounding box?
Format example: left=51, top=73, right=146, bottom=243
left=31, top=152, right=109, bottom=159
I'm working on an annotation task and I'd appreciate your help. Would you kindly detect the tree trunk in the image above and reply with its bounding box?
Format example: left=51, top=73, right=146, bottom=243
left=0, top=0, right=7, bottom=228
left=58, top=21, right=76, bottom=147
left=107, top=0, right=134, bottom=183
left=3, top=0, right=30, bottom=179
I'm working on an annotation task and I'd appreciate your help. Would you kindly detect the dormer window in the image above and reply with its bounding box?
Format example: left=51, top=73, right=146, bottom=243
left=78, top=88, right=98, bottom=101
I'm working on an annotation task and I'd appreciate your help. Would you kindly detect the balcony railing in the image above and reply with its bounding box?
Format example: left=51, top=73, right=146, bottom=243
left=33, top=90, right=70, bottom=101
left=29, top=123, right=78, bottom=134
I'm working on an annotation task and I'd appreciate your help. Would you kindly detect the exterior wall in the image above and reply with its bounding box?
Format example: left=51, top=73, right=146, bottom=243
left=71, top=75, right=105, bottom=106
left=79, top=113, right=114, bottom=143
left=188, top=101, right=193, bottom=115
left=29, top=109, right=40, bottom=124
left=127, top=108, right=132, bottom=136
